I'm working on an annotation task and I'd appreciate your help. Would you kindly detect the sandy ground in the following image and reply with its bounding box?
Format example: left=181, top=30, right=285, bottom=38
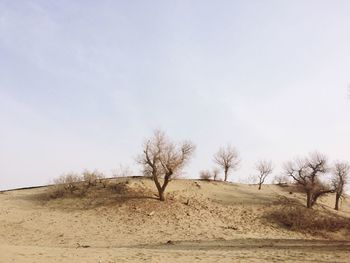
left=0, top=178, right=349, bottom=262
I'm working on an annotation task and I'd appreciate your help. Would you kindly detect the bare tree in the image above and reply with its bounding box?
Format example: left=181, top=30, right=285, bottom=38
left=273, top=174, right=290, bottom=185
left=214, top=145, right=240, bottom=182
left=331, top=162, right=350, bottom=211
left=255, top=160, right=273, bottom=190
left=284, top=152, right=333, bottom=208
left=138, top=130, right=195, bottom=201
left=212, top=168, right=220, bottom=181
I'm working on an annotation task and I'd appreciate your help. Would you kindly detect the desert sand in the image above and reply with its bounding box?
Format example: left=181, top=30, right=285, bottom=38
left=0, top=178, right=349, bottom=262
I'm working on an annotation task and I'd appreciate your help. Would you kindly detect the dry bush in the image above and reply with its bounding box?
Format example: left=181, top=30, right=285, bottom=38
left=199, top=170, right=212, bottom=180
left=200, top=168, right=221, bottom=181
left=268, top=205, right=350, bottom=233
left=100, top=178, right=109, bottom=188
left=83, top=169, right=104, bottom=188
left=47, top=171, right=106, bottom=200
left=46, top=184, right=66, bottom=199
left=54, top=173, right=81, bottom=193
left=108, top=182, right=130, bottom=195
left=47, top=173, right=82, bottom=199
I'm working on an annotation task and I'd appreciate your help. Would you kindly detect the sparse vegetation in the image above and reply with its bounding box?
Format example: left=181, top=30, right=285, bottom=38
left=38, top=134, right=350, bottom=245
left=48, top=170, right=106, bottom=199
left=213, top=145, right=240, bottom=182
left=48, top=173, right=82, bottom=198
left=268, top=205, right=350, bottom=234
left=83, top=169, right=104, bottom=188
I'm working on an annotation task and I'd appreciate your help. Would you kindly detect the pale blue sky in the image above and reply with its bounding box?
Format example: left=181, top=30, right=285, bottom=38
left=1, top=0, right=350, bottom=190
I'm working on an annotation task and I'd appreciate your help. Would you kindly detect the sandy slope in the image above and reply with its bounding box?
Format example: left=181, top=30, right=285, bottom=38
left=0, top=178, right=349, bottom=262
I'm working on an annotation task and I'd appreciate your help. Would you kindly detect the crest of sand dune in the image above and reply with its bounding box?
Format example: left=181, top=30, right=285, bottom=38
left=0, top=178, right=349, bottom=262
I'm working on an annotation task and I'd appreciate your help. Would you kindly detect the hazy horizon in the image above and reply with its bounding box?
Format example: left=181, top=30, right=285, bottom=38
left=1, top=0, right=350, bottom=190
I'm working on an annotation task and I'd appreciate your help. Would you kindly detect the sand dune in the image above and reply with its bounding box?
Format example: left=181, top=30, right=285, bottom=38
left=0, top=178, right=349, bottom=262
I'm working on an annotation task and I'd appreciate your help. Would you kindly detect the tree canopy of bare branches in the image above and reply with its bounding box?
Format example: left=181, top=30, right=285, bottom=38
left=213, top=145, right=240, bottom=182
left=284, top=152, right=333, bottom=208
left=255, top=160, right=273, bottom=190
left=138, top=130, right=195, bottom=201
left=332, top=162, right=350, bottom=210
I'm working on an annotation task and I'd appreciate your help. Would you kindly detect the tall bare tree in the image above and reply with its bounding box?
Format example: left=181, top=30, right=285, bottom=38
left=284, top=152, right=333, bottom=208
left=331, top=162, right=349, bottom=211
left=138, top=130, right=195, bottom=201
left=255, top=160, right=273, bottom=190
left=214, top=145, right=240, bottom=182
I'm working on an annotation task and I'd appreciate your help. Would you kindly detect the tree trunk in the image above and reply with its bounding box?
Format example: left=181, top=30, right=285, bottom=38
left=224, top=169, right=228, bottom=182
left=306, top=190, right=312, bottom=208
left=158, top=189, right=165, bottom=201
left=153, top=173, right=165, bottom=201
left=258, top=183, right=262, bottom=190
left=335, top=193, right=340, bottom=210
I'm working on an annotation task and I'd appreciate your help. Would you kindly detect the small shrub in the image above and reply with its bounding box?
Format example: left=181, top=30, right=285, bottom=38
left=199, top=170, right=212, bottom=180
left=47, top=184, right=66, bottom=199
left=83, top=169, right=104, bottom=188
left=47, top=173, right=82, bottom=199
left=54, top=173, right=81, bottom=193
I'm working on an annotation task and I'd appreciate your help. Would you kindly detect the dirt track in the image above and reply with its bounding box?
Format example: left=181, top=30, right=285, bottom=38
left=1, top=239, right=349, bottom=263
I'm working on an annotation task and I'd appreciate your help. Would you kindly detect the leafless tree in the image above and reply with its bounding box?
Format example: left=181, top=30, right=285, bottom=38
left=331, top=162, right=349, bottom=211
left=273, top=174, right=290, bottom=185
left=255, top=160, right=273, bottom=190
left=284, top=152, right=333, bottom=208
left=212, top=168, right=220, bottom=181
left=138, top=130, right=195, bottom=201
left=214, top=145, right=240, bottom=182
